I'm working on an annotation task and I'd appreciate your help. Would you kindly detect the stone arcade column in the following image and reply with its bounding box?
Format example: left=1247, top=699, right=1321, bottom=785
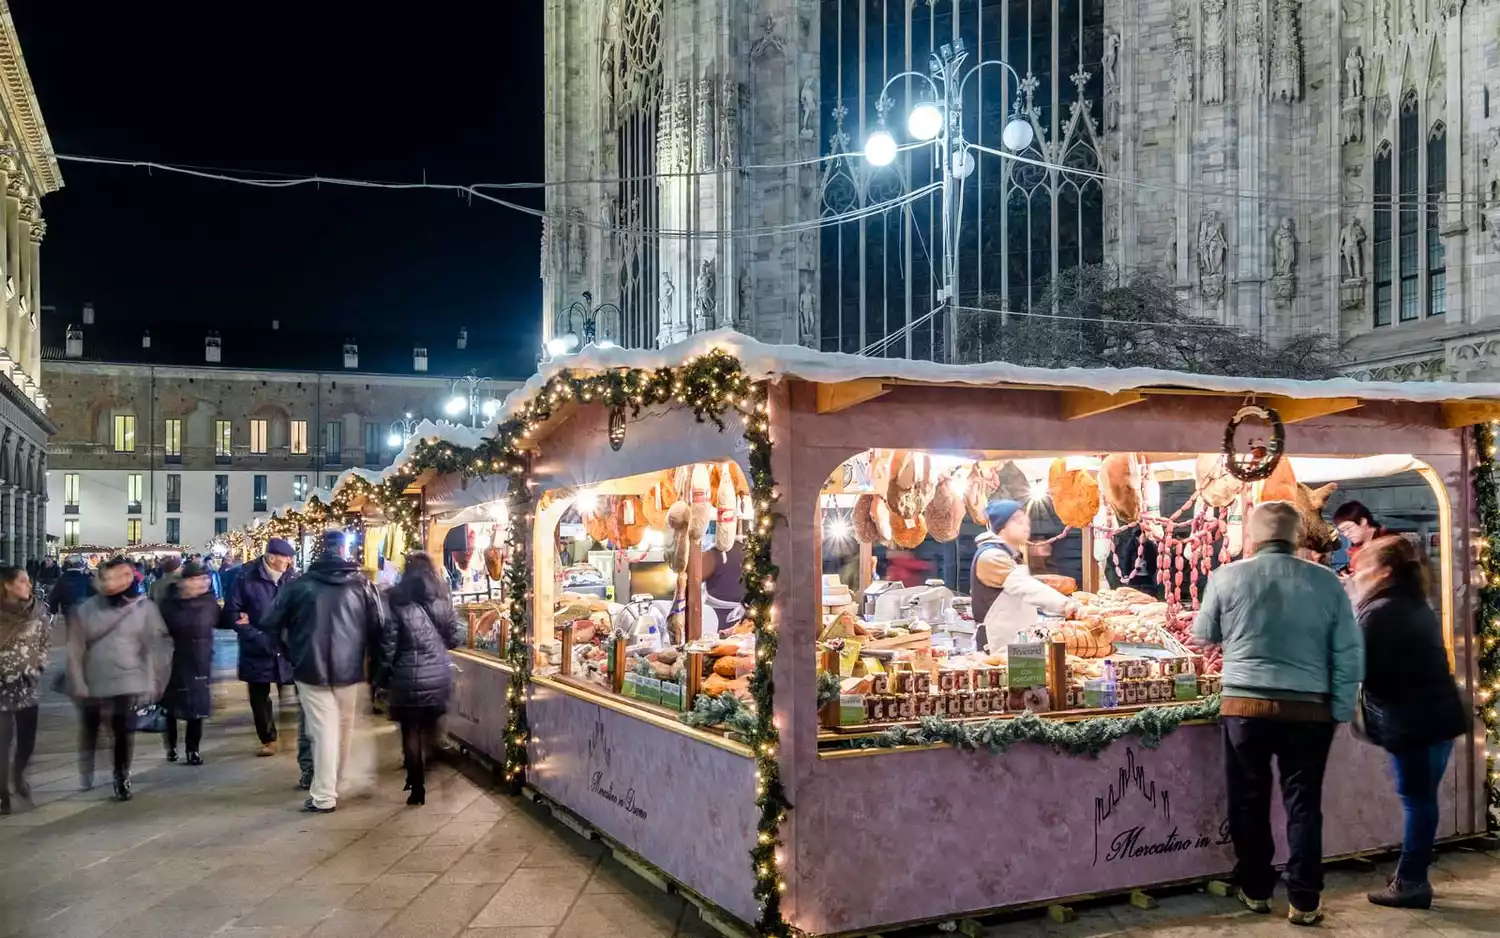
left=4, top=177, right=21, bottom=383
left=2, top=485, right=16, bottom=565
left=0, top=157, right=12, bottom=362
left=15, top=200, right=33, bottom=386
left=26, top=216, right=41, bottom=381
left=33, top=495, right=45, bottom=561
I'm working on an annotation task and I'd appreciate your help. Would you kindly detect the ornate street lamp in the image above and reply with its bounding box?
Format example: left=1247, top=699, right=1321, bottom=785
left=546, top=291, right=623, bottom=359
left=445, top=373, right=501, bottom=429
left=387, top=412, right=419, bottom=449
left=862, top=39, right=1034, bottom=361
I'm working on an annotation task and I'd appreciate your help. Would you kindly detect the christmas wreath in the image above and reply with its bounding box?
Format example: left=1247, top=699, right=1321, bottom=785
left=1222, top=404, right=1285, bottom=482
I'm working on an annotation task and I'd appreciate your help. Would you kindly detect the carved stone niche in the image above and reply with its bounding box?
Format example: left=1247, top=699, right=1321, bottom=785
left=1272, top=274, right=1297, bottom=308
left=1342, top=97, right=1364, bottom=145
left=1340, top=277, right=1367, bottom=310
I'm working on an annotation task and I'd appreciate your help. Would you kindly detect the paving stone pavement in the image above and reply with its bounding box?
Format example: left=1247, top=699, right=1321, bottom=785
left=1, top=671, right=1497, bottom=938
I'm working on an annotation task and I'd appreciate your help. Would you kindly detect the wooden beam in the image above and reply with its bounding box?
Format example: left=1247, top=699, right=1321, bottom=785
left=1263, top=396, right=1362, bottom=424
left=1058, top=389, right=1146, bottom=421
left=816, top=379, right=890, bottom=414
left=1440, top=401, right=1500, bottom=429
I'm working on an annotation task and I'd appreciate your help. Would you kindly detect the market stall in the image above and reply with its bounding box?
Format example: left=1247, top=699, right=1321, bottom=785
left=328, top=334, right=1498, bottom=938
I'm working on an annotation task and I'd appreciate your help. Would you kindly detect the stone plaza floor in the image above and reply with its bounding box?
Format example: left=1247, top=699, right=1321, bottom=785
left=1, top=673, right=1497, bottom=938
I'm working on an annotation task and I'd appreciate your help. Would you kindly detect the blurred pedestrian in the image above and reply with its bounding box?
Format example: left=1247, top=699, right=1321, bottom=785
left=1350, top=536, right=1468, bottom=909
left=148, top=555, right=183, bottom=603
left=159, top=560, right=218, bottom=767
left=1193, top=501, right=1363, bottom=925
left=0, top=566, right=48, bottom=815
left=264, top=530, right=384, bottom=813
left=66, top=556, right=171, bottom=801
left=376, top=553, right=461, bottom=806
left=222, top=539, right=299, bottom=759
left=36, top=557, right=59, bottom=593
left=46, top=555, right=94, bottom=619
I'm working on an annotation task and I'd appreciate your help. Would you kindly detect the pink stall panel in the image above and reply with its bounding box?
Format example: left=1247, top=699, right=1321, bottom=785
left=794, top=725, right=1460, bottom=936
left=445, top=651, right=512, bottom=766
left=528, top=682, right=760, bottom=925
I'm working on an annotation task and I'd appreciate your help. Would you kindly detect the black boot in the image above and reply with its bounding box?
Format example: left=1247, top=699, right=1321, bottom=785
left=0, top=792, right=10, bottom=816
left=1368, top=878, right=1433, bottom=909
left=165, top=748, right=178, bottom=763
left=186, top=752, right=203, bottom=767
left=12, top=769, right=29, bottom=799
left=406, top=785, right=425, bottom=807
left=112, top=775, right=132, bottom=802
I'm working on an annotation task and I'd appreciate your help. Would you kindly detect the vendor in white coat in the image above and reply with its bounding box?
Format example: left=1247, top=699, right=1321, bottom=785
left=971, top=499, right=1080, bottom=652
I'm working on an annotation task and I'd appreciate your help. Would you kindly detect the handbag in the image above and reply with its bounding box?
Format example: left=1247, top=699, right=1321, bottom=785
left=128, top=702, right=167, bottom=734
left=1349, top=684, right=1372, bottom=743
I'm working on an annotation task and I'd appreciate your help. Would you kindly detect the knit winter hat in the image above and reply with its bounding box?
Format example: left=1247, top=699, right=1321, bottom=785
left=985, top=498, right=1025, bottom=534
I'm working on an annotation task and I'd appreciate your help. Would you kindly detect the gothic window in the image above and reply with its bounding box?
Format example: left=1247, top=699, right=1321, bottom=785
left=1372, top=141, right=1393, bottom=328
left=602, top=0, right=662, bottom=349
left=818, top=0, right=1104, bottom=362
left=1397, top=92, right=1420, bottom=323
left=1427, top=122, right=1446, bottom=317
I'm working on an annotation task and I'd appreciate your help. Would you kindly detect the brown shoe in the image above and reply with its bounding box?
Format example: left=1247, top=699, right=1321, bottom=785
left=257, top=741, right=278, bottom=757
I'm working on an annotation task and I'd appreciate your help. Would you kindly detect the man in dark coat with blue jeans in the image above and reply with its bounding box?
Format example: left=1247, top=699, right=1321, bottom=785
left=222, top=539, right=308, bottom=770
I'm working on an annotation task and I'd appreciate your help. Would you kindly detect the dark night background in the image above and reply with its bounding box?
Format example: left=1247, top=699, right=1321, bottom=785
left=12, top=1, right=544, bottom=378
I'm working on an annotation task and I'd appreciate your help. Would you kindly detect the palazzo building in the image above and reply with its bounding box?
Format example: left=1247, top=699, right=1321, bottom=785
left=542, top=0, right=1500, bottom=382
left=0, top=2, right=61, bottom=566
left=41, top=315, right=519, bottom=551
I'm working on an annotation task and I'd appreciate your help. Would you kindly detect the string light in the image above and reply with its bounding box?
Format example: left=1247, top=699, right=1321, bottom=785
left=1472, top=422, right=1500, bottom=830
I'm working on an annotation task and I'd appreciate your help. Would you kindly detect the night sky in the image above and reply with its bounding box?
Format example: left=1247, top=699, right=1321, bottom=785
left=11, top=1, right=545, bottom=378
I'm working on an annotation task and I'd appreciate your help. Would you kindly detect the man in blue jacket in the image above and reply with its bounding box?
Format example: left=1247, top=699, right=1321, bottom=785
left=223, top=539, right=299, bottom=759
left=1194, top=500, right=1363, bottom=926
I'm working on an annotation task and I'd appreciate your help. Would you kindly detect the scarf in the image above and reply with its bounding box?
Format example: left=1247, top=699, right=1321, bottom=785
left=0, top=594, right=39, bottom=654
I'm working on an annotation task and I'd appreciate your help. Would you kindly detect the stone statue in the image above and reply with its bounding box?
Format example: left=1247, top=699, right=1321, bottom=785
left=1202, top=0, right=1227, bottom=105
left=737, top=268, right=752, bottom=328
left=566, top=209, right=587, bottom=277
left=694, top=258, right=716, bottom=332
left=718, top=78, right=740, bottom=168
left=799, top=78, right=818, bottom=138
left=1488, top=128, right=1500, bottom=201
left=695, top=78, right=714, bottom=169
left=1171, top=3, right=1194, bottom=113
left=1340, top=217, right=1367, bottom=281
left=1273, top=217, right=1297, bottom=278
left=1198, top=213, right=1227, bottom=278
left=1269, top=0, right=1303, bottom=103
left=659, top=272, right=675, bottom=333
left=1102, top=32, right=1121, bottom=130
left=1345, top=46, right=1364, bottom=99
left=797, top=282, right=817, bottom=347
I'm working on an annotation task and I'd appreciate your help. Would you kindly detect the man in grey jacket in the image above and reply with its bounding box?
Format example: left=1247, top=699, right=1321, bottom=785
left=1194, top=500, right=1363, bottom=926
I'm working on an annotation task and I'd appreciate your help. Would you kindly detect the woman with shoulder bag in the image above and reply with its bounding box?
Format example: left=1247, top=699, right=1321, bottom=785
left=158, top=561, right=218, bottom=766
left=1350, top=536, right=1469, bottom=909
left=0, top=565, right=48, bottom=814
left=374, top=553, right=462, bottom=807
left=67, top=556, right=172, bottom=801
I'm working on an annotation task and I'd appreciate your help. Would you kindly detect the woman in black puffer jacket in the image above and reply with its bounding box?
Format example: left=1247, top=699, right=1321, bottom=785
left=375, top=553, right=462, bottom=806
left=1351, top=535, right=1469, bottom=910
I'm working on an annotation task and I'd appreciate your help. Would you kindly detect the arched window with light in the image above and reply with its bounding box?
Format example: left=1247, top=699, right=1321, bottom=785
left=1398, top=91, right=1420, bottom=323
left=1427, top=121, right=1446, bottom=317
left=1373, top=140, right=1393, bottom=328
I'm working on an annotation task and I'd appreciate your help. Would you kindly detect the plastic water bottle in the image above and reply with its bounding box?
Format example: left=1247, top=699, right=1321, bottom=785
left=1103, top=660, right=1119, bottom=709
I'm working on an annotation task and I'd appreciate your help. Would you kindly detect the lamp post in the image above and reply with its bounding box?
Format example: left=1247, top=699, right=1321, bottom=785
left=862, top=39, right=1034, bottom=362
left=546, top=291, right=622, bottom=359
left=387, top=412, right=419, bottom=449
left=445, top=373, right=501, bottom=429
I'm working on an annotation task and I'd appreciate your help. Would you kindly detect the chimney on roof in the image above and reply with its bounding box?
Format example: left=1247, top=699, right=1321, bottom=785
left=81, top=303, right=95, bottom=325
left=206, top=331, right=222, bottom=363
left=343, top=340, right=358, bottom=370
left=142, top=330, right=151, bottom=349
left=457, top=327, right=468, bottom=350
left=64, top=324, right=82, bottom=358
left=414, top=345, right=428, bottom=373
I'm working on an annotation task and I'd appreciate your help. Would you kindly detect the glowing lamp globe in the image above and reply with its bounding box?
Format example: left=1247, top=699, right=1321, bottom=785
left=864, top=129, right=897, bottom=167
left=906, top=103, right=943, bottom=142
left=1002, top=117, right=1034, bottom=152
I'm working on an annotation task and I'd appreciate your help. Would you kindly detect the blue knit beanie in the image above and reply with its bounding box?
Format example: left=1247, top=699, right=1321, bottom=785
left=986, top=498, right=1024, bottom=534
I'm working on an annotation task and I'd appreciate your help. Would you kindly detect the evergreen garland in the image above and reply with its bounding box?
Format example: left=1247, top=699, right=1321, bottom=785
left=682, top=692, right=759, bottom=736
left=840, top=696, right=1221, bottom=757
left=1472, top=423, right=1500, bottom=828
left=816, top=670, right=842, bottom=710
